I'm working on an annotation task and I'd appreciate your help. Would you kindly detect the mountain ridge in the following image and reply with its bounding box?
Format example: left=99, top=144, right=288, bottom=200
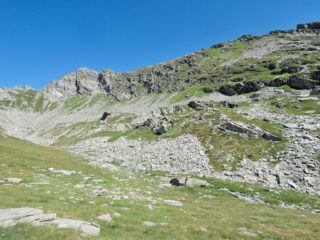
left=2, top=21, right=320, bottom=102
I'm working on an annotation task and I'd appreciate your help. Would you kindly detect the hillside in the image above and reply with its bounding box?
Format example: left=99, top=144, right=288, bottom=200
left=0, top=22, right=320, bottom=239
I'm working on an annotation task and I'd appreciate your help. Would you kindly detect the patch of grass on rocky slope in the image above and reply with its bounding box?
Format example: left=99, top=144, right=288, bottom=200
left=268, top=97, right=320, bottom=115
left=162, top=108, right=286, bottom=170
left=219, top=106, right=285, bottom=137
left=63, top=95, right=89, bottom=111
left=1, top=135, right=320, bottom=239
left=170, top=84, right=213, bottom=103
left=182, top=123, right=284, bottom=170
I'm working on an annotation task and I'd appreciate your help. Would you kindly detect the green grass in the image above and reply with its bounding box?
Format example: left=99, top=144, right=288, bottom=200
left=203, top=48, right=221, bottom=58
left=0, top=135, right=320, bottom=239
left=63, top=95, right=88, bottom=111
left=268, top=97, right=320, bottom=115
left=183, top=123, right=285, bottom=170
left=230, top=42, right=247, bottom=58
left=90, top=128, right=157, bottom=142
left=170, top=84, right=214, bottom=103
left=0, top=90, right=60, bottom=113
left=107, top=113, right=137, bottom=124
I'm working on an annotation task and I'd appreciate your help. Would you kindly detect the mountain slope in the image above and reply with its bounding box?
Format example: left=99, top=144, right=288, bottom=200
left=0, top=22, right=320, bottom=195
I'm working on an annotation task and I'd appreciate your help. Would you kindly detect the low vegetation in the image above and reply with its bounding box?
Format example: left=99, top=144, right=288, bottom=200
left=0, top=135, right=320, bottom=239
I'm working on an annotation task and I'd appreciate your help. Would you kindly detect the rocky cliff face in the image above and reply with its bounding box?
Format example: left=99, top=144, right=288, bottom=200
left=37, top=21, right=320, bottom=102
left=41, top=68, right=101, bottom=100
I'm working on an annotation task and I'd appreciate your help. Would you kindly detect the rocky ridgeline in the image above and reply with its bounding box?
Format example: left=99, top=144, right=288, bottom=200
left=18, top=21, right=316, bottom=103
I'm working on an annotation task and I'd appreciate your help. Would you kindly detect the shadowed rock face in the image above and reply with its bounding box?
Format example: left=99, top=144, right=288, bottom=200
left=297, top=22, right=320, bottom=31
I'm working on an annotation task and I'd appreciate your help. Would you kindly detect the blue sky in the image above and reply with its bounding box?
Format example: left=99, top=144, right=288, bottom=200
left=0, top=0, right=319, bottom=89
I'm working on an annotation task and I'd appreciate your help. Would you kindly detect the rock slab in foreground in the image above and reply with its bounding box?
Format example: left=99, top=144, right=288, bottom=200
left=0, top=208, right=100, bottom=236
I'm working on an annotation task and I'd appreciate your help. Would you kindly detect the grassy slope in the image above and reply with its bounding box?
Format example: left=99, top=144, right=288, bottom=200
left=0, top=135, right=320, bottom=239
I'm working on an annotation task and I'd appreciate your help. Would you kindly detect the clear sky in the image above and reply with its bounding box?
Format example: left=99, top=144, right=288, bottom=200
left=0, top=0, right=319, bottom=89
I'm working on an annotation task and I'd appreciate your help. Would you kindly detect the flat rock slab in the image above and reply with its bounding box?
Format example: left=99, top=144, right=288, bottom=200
left=0, top=208, right=100, bottom=236
left=1, top=178, right=23, bottom=184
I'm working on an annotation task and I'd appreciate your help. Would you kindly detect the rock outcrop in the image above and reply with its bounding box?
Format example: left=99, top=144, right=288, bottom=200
left=219, top=81, right=265, bottom=96
left=297, top=22, right=320, bottom=31
left=170, top=177, right=209, bottom=187
left=219, top=118, right=281, bottom=141
left=0, top=208, right=100, bottom=236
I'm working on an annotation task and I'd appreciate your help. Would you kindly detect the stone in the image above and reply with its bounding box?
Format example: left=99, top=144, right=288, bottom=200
left=311, top=67, right=320, bottom=81
left=143, top=221, right=156, bottom=227
left=219, top=81, right=264, bottom=96
left=97, top=214, right=112, bottom=222
left=288, top=75, right=314, bottom=90
left=163, top=200, right=183, bottom=207
left=297, top=22, right=320, bottom=31
left=169, top=178, right=186, bottom=187
left=188, top=101, right=205, bottom=110
left=100, top=112, right=111, bottom=121
left=218, top=85, right=238, bottom=96
left=278, top=66, right=303, bottom=74
left=268, top=78, right=288, bottom=87
left=0, top=208, right=100, bottom=236
left=153, top=125, right=166, bottom=135
left=202, top=87, right=213, bottom=93
left=170, top=177, right=209, bottom=187
left=262, top=133, right=281, bottom=141
left=186, top=177, right=209, bottom=187
left=220, top=101, right=238, bottom=108
left=2, top=178, right=23, bottom=184
left=48, top=168, right=76, bottom=176
left=173, top=105, right=184, bottom=113
left=288, top=180, right=298, bottom=189
left=52, top=218, right=100, bottom=236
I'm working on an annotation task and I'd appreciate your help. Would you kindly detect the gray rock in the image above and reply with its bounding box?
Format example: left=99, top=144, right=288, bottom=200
left=0, top=208, right=100, bottom=236
left=100, top=112, right=111, bottom=121
left=219, top=81, right=265, bottom=96
left=288, top=75, right=314, bottom=90
left=170, top=177, right=209, bottom=187
left=188, top=101, right=205, bottom=110
left=97, top=214, right=112, bottom=222
left=2, top=178, right=23, bottom=184
left=297, top=22, right=320, bottom=31
left=262, top=133, right=281, bottom=141
left=153, top=125, right=167, bottom=135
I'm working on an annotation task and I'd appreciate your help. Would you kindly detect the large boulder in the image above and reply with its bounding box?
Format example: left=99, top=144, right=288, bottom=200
left=219, top=85, right=238, bottom=96
left=153, top=125, right=167, bottom=135
left=311, top=67, right=320, bottom=81
left=287, top=75, right=314, bottom=90
left=268, top=78, right=288, bottom=87
left=220, top=101, right=238, bottom=108
left=219, top=81, right=264, bottom=96
left=100, top=112, right=111, bottom=121
left=220, top=120, right=281, bottom=141
left=188, top=101, right=205, bottom=110
left=278, top=66, right=303, bottom=74
left=170, top=177, right=209, bottom=187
